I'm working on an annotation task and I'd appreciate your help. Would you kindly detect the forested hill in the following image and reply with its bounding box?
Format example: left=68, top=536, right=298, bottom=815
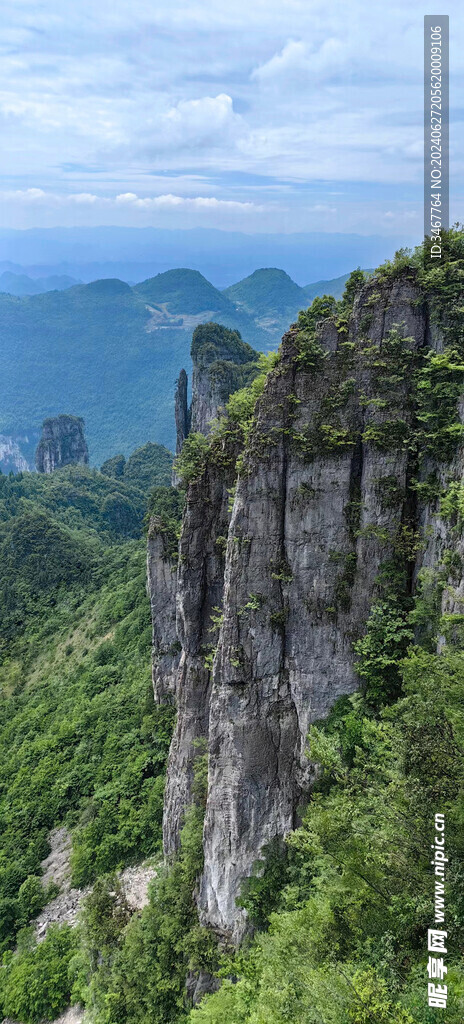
left=0, top=442, right=181, bottom=1024
left=223, top=267, right=353, bottom=335
left=0, top=266, right=350, bottom=470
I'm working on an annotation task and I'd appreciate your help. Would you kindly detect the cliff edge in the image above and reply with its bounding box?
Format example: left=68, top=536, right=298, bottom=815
left=149, top=253, right=464, bottom=946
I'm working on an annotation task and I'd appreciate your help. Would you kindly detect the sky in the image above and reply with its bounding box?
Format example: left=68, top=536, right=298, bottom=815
left=0, top=0, right=462, bottom=236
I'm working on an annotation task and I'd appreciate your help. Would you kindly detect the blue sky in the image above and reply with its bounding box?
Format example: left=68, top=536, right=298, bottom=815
left=0, top=0, right=462, bottom=236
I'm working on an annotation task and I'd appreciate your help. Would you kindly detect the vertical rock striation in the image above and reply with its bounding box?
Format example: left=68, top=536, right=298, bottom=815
left=163, top=435, right=238, bottom=856
left=0, top=434, right=31, bottom=473
left=174, top=369, right=190, bottom=456
left=172, top=323, right=258, bottom=484
left=190, top=323, right=260, bottom=435
left=35, top=415, right=89, bottom=473
left=149, top=266, right=464, bottom=947
left=174, top=322, right=261, bottom=450
left=147, top=520, right=180, bottom=705
left=199, top=275, right=428, bottom=941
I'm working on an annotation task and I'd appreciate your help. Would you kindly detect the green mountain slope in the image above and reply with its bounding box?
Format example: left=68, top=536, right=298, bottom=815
left=134, top=268, right=233, bottom=315
left=0, top=271, right=79, bottom=296
left=0, top=454, right=180, bottom=974
left=0, top=444, right=172, bottom=648
left=223, top=267, right=307, bottom=335
left=223, top=267, right=362, bottom=335
left=0, top=274, right=269, bottom=467
left=303, top=271, right=374, bottom=303
left=303, top=271, right=350, bottom=301
left=223, top=268, right=306, bottom=316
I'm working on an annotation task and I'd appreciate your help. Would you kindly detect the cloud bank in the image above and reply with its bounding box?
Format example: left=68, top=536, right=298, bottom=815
left=0, top=0, right=461, bottom=234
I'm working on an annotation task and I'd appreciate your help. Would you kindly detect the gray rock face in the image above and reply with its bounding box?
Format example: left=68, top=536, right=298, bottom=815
left=190, top=361, right=218, bottom=436
left=163, top=441, right=237, bottom=856
left=0, top=435, right=31, bottom=473
left=35, top=415, right=88, bottom=473
left=174, top=323, right=261, bottom=455
left=189, top=325, right=259, bottom=436
left=147, top=520, right=180, bottom=704
left=175, top=369, right=190, bottom=455
left=149, top=270, right=463, bottom=946
left=185, top=970, right=221, bottom=1005
left=190, top=352, right=235, bottom=436
left=198, top=277, right=429, bottom=941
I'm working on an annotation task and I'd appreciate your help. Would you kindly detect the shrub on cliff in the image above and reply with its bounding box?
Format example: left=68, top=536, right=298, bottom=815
left=0, top=925, right=78, bottom=1024
left=174, top=432, right=210, bottom=487
left=73, top=745, right=216, bottom=1024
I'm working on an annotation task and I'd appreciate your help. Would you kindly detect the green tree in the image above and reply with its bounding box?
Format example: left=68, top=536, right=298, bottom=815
left=0, top=925, right=78, bottom=1024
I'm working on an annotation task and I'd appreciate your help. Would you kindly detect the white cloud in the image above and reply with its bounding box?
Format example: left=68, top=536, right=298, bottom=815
left=7, top=188, right=47, bottom=201
left=0, top=0, right=462, bottom=235
left=165, top=93, right=236, bottom=134
left=69, top=192, right=100, bottom=204
left=0, top=188, right=262, bottom=214
left=307, top=204, right=337, bottom=214
left=135, top=93, right=244, bottom=154
left=251, top=38, right=345, bottom=83
left=115, top=191, right=259, bottom=210
left=251, top=40, right=306, bottom=81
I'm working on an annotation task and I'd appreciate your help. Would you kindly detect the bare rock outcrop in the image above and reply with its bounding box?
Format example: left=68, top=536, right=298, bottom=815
left=35, top=415, right=89, bottom=473
left=174, top=322, right=261, bottom=454
left=0, top=434, right=31, bottom=473
left=147, top=519, right=180, bottom=704
left=174, top=369, right=190, bottom=455
left=34, top=827, right=158, bottom=942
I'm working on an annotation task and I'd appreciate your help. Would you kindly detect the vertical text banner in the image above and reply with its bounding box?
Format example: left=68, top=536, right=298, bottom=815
left=424, top=16, right=449, bottom=261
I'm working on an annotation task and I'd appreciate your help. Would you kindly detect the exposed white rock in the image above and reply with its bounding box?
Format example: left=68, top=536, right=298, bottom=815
left=34, top=827, right=158, bottom=941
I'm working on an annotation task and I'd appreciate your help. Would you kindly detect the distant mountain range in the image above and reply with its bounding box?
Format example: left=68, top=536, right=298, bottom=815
left=0, top=271, right=80, bottom=296
left=0, top=225, right=412, bottom=288
left=0, top=265, right=358, bottom=471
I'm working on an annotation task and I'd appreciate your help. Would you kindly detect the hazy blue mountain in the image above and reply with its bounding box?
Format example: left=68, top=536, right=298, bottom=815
left=0, top=259, right=376, bottom=470
left=303, top=272, right=368, bottom=303
left=0, top=272, right=270, bottom=467
left=134, top=268, right=237, bottom=315
left=0, top=226, right=413, bottom=288
left=222, top=267, right=361, bottom=334
left=224, top=267, right=306, bottom=314
left=0, top=271, right=79, bottom=296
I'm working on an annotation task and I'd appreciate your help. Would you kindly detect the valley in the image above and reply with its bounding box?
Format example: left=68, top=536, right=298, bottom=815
left=0, top=267, right=357, bottom=471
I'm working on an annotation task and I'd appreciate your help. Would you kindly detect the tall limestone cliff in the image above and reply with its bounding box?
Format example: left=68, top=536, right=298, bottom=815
left=147, top=517, right=179, bottom=705
left=0, top=434, right=31, bottom=473
left=151, top=321, right=261, bottom=845
left=148, top=248, right=464, bottom=947
left=190, top=322, right=260, bottom=436
left=174, top=322, right=261, bottom=451
left=198, top=276, right=425, bottom=942
left=162, top=442, right=237, bottom=857
left=35, top=414, right=89, bottom=473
